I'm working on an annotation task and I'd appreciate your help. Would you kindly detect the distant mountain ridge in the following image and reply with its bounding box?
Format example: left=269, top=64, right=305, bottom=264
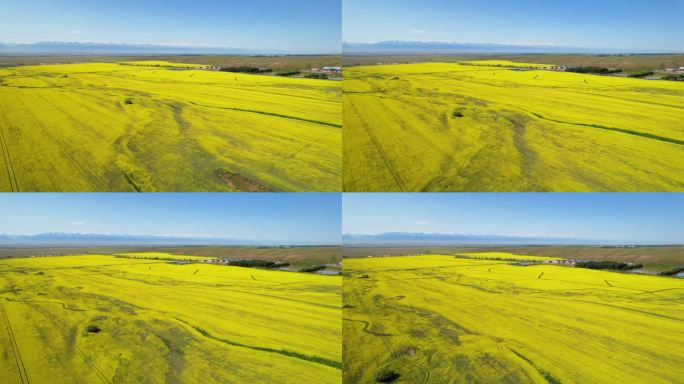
left=0, top=233, right=329, bottom=246
left=342, top=232, right=648, bottom=246
left=343, top=40, right=666, bottom=54
left=0, top=41, right=332, bottom=55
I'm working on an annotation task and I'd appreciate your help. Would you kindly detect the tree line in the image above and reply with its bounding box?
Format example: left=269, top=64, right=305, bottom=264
left=220, top=67, right=272, bottom=74
left=575, top=261, right=642, bottom=270
left=226, top=259, right=289, bottom=268
left=565, top=67, right=622, bottom=74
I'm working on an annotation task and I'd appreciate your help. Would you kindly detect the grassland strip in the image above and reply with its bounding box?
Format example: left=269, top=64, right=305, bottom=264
left=510, top=349, right=562, bottom=384
left=346, top=273, right=397, bottom=358
left=174, top=317, right=342, bottom=369
left=0, top=296, right=97, bottom=312
left=121, top=171, right=142, bottom=192
left=346, top=98, right=408, bottom=191
left=505, top=112, right=538, bottom=185
left=343, top=318, right=393, bottom=337
left=1, top=300, right=30, bottom=383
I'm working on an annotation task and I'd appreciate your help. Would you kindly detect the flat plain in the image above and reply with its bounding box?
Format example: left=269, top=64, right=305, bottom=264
left=0, top=61, right=341, bottom=191
left=343, top=61, right=684, bottom=191
left=0, top=254, right=341, bottom=383
left=343, top=54, right=684, bottom=71
left=342, top=246, right=684, bottom=265
left=343, top=254, right=684, bottom=383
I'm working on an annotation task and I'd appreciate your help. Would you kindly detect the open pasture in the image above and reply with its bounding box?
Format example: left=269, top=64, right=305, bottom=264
left=0, top=254, right=341, bottom=383
left=343, top=254, right=684, bottom=383
left=0, top=61, right=341, bottom=191
left=343, top=61, right=684, bottom=191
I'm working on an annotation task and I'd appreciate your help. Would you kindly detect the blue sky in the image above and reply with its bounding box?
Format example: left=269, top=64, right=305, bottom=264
left=0, top=0, right=341, bottom=52
left=343, top=193, right=684, bottom=244
left=343, top=0, right=684, bottom=52
left=0, top=193, right=341, bottom=244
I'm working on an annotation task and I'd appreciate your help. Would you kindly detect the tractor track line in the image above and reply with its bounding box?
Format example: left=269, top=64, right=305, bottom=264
left=383, top=100, right=451, bottom=161
left=14, top=94, right=96, bottom=190
left=1, top=300, right=29, bottom=383
left=0, top=121, right=18, bottom=191
left=347, top=98, right=408, bottom=191
left=74, top=345, right=112, bottom=384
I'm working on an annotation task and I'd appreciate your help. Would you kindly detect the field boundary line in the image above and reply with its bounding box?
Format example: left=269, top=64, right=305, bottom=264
left=186, top=101, right=341, bottom=128
left=527, top=111, right=684, bottom=146
left=1, top=300, right=30, bottom=383
left=173, top=317, right=342, bottom=370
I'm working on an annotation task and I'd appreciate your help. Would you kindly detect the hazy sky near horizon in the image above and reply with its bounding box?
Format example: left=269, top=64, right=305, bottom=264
left=343, top=0, right=684, bottom=52
left=0, top=0, right=341, bottom=52
left=343, top=194, right=684, bottom=243
left=0, top=194, right=341, bottom=244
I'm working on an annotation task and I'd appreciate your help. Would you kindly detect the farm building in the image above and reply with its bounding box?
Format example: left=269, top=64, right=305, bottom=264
left=316, top=270, right=341, bottom=275
left=546, top=258, right=589, bottom=266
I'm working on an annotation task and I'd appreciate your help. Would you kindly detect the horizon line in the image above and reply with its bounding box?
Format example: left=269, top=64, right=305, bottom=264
left=0, top=40, right=341, bottom=55
left=341, top=232, right=683, bottom=245
left=0, top=232, right=340, bottom=245
left=341, top=40, right=683, bottom=55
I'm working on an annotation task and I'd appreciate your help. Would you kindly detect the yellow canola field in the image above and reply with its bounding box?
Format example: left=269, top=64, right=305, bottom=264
left=343, top=254, right=684, bottom=384
left=117, top=61, right=207, bottom=68
left=343, top=61, right=684, bottom=191
left=0, top=255, right=341, bottom=383
left=455, top=252, right=563, bottom=261
left=459, top=60, right=552, bottom=68
left=0, top=62, right=341, bottom=191
left=113, top=252, right=217, bottom=260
